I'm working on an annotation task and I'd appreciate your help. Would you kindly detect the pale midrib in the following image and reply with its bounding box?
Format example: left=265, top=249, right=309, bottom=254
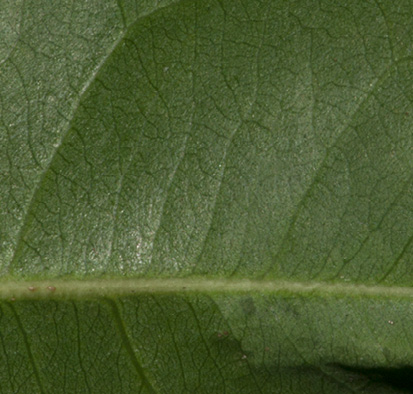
left=1, top=278, right=412, bottom=300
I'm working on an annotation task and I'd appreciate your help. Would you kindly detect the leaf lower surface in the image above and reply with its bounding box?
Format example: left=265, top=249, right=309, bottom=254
left=2, top=0, right=413, bottom=392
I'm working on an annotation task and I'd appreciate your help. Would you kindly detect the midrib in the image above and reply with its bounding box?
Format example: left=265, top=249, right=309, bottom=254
left=0, top=278, right=411, bottom=300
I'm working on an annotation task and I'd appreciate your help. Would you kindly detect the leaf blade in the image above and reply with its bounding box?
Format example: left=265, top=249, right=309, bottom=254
left=2, top=0, right=413, bottom=392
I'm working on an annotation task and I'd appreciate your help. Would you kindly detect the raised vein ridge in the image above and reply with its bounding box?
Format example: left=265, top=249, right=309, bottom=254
left=1, top=278, right=412, bottom=300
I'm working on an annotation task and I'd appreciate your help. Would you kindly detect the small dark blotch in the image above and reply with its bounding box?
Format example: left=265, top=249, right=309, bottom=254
left=240, top=297, right=256, bottom=316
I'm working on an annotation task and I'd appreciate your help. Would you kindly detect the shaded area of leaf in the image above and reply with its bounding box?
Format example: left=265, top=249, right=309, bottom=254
left=331, top=363, right=413, bottom=394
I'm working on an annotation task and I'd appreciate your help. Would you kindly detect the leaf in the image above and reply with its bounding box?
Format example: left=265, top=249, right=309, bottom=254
left=1, top=0, right=413, bottom=392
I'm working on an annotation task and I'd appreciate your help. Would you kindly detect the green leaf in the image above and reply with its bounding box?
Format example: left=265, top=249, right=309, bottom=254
left=1, top=0, right=413, bottom=392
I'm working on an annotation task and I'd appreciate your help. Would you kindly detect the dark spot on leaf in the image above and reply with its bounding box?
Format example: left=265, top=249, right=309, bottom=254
left=240, top=297, right=256, bottom=316
left=210, top=331, right=252, bottom=362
